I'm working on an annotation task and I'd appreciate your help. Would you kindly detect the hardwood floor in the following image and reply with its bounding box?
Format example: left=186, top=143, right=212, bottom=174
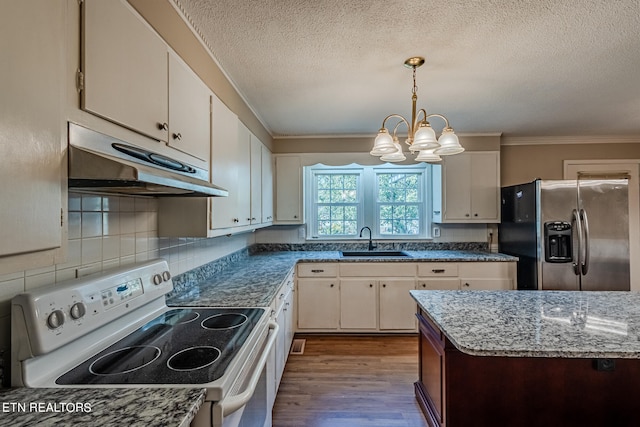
left=272, top=335, right=427, bottom=427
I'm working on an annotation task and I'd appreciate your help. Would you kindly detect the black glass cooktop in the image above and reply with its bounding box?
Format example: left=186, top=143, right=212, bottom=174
left=56, top=307, right=264, bottom=385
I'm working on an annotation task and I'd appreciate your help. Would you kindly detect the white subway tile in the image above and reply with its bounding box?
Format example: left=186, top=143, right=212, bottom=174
left=120, top=213, right=136, bottom=234
left=102, top=258, right=120, bottom=270
left=81, top=212, right=103, bottom=238
left=25, top=271, right=56, bottom=291
left=103, top=236, right=120, bottom=261
left=120, top=234, right=136, bottom=256
left=55, top=239, right=82, bottom=270
left=134, top=198, right=148, bottom=212
left=25, top=264, right=55, bottom=277
left=76, top=263, right=101, bottom=278
left=55, top=268, right=77, bottom=283
left=68, top=212, right=82, bottom=240
left=119, top=196, right=135, bottom=212
left=81, top=194, right=102, bottom=212
left=135, top=212, right=148, bottom=233
left=135, top=232, right=149, bottom=254
left=102, top=213, right=120, bottom=236
left=102, top=196, right=120, bottom=212
left=81, top=237, right=103, bottom=264
left=120, top=255, right=136, bottom=267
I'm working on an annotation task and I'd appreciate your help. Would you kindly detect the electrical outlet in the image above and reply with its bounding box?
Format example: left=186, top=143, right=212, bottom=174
left=432, top=227, right=441, bottom=238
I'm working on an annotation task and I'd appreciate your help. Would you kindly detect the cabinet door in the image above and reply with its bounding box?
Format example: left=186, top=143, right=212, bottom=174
left=340, top=279, right=377, bottom=330
left=210, top=95, right=239, bottom=229
left=443, top=154, right=472, bottom=220
left=261, top=145, right=274, bottom=223
left=0, top=0, right=64, bottom=266
left=469, top=152, right=499, bottom=221
left=168, top=51, right=211, bottom=161
left=297, top=279, right=339, bottom=329
left=236, top=122, right=252, bottom=226
left=82, top=0, right=168, bottom=141
left=283, top=287, right=294, bottom=354
left=379, top=279, right=417, bottom=330
left=250, top=134, right=263, bottom=225
left=275, top=156, right=303, bottom=223
left=274, top=303, right=286, bottom=388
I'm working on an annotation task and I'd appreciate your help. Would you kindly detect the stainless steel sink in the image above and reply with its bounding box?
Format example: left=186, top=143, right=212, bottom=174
left=340, top=251, right=411, bottom=257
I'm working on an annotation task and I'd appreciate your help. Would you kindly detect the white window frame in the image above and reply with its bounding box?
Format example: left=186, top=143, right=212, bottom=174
left=307, top=167, right=364, bottom=239
left=306, top=163, right=431, bottom=240
left=374, top=168, right=425, bottom=238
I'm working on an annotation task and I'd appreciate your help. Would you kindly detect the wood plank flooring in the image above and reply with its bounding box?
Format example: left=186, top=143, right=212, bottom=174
left=272, top=335, right=427, bottom=427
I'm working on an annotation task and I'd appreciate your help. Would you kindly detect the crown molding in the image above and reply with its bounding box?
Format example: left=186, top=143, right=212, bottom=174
left=273, top=132, right=502, bottom=140
left=501, top=135, right=640, bottom=146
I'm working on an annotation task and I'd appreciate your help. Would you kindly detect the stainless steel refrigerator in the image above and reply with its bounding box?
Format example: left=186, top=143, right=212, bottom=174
left=499, top=178, right=630, bottom=291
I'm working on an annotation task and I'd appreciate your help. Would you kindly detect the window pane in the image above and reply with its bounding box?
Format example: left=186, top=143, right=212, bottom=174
left=318, top=205, right=330, bottom=220
left=317, top=175, right=331, bottom=189
left=331, top=175, right=344, bottom=189
left=406, top=205, right=419, bottom=219
left=344, top=221, right=357, bottom=235
left=317, top=189, right=331, bottom=203
left=345, top=206, right=357, bottom=220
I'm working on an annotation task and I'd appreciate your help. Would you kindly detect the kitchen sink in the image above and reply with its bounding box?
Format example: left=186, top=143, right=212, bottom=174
left=340, top=251, right=411, bottom=257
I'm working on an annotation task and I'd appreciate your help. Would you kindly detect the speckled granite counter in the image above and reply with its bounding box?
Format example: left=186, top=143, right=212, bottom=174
left=0, top=387, right=206, bottom=427
left=167, top=250, right=517, bottom=307
left=411, top=290, right=640, bottom=358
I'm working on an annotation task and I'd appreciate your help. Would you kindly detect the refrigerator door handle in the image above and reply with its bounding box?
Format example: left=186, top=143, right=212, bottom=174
left=580, top=208, right=590, bottom=275
left=571, top=209, right=582, bottom=275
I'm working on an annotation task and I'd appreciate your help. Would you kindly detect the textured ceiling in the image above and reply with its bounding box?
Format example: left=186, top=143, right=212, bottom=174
left=173, top=0, right=640, bottom=138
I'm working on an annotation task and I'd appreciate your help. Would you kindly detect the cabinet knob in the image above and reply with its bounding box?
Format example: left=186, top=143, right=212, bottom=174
left=247, top=218, right=252, bottom=221
left=233, top=218, right=239, bottom=223
left=464, top=282, right=470, bottom=287
left=294, top=215, right=298, bottom=219
left=465, top=213, right=470, bottom=217
left=311, top=269, right=324, bottom=273
left=251, top=217, right=256, bottom=221
left=432, top=269, right=445, bottom=273
left=330, top=283, right=334, bottom=288
left=474, top=213, right=478, bottom=217
left=433, top=211, right=441, bottom=215
left=369, top=284, right=373, bottom=288
left=422, top=283, right=426, bottom=288
left=157, top=122, right=168, bottom=131
left=172, top=132, right=182, bottom=141
left=382, top=284, right=386, bottom=288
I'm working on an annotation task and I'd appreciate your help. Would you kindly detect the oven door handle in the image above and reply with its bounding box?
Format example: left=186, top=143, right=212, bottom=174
left=219, top=320, right=279, bottom=417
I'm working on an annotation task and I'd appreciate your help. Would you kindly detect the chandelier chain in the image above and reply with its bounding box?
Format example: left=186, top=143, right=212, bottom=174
left=412, top=66, right=418, bottom=94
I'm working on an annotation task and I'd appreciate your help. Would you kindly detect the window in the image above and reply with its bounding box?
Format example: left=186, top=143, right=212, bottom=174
left=376, top=172, right=422, bottom=236
left=307, top=164, right=430, bottom=239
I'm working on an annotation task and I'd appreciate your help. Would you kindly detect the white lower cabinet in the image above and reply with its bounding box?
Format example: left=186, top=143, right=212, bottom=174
left=295, top=261, right=517, bottom=332
left=297, top=279, right=340, bottom=330
left=269, top=270, right=295, bottom=410
left=379, top=279, right=417, bottom=330
left=340, top=279, right=377, bottom=330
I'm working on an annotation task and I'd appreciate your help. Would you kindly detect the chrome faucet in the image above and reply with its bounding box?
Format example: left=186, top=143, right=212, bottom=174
left=359, top=226, right=377, bottom=251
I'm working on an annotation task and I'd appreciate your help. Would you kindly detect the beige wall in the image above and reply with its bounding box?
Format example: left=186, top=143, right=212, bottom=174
left=127, top=0, right=273, bottom=149
left=501, top=142, right=640, bottom=185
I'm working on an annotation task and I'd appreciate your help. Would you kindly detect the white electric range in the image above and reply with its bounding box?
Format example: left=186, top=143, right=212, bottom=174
left=11, top=259, right=277, bottom=427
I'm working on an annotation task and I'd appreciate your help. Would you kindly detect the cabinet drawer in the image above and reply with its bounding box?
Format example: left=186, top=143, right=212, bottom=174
left=297, top=263, right=338, bottom=277
left=458, top=262, right=515, bottom=279
left=340, top=263, right=416, bottom=277
left=417, top=278, right=460, bottom=290
left=417, top=263, right=459, bottom=277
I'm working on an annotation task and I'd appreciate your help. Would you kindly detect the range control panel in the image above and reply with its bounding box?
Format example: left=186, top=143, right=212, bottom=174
left=12, top=259, right=173, bottom=356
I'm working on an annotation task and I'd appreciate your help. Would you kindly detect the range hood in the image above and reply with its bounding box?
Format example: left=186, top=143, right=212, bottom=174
left=68, top=123, right=228, bottom=197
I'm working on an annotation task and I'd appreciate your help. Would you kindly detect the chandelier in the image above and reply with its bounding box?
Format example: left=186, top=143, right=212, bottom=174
left=370, top=56, right=464, bottom=162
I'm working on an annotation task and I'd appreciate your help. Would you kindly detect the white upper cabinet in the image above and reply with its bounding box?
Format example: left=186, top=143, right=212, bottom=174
left=168, top=52, right=211, bottom=161
left=210, top=95, right=241, bottom=229
left=82, top=0, right=211, bottom=163
left=250, top=134, right=263, bottom=225
left=82, top=0, right=168, bottom=142
left=261, top=145, right=274, bottom=223
left=0, top=0, right=66, bottom=273
left=236, top=122, right=252, bottom=227
left=274, top=155, right=303, bottom=223
left=432, top=151, right=500, bottom=223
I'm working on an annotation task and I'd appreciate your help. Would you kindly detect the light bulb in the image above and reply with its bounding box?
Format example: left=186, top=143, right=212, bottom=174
left=380, top=141, right=406, bottom=162
left=434, top=128, right=464, bottom=155
left=411, top=122, right=439, bottom=151
left=414, top=148, right=442, bottom=163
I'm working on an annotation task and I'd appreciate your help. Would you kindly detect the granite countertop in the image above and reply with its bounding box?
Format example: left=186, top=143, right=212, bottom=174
left=0, top=387, right=206, bottom=427
left=167, top=250, right=517, bottom=308
left=411, top=290, right=640, bottom=359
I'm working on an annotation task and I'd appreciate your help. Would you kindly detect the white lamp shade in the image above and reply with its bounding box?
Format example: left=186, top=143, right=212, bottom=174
left=410, top=123, right=439, bottom=151
left=380, top=142, right=406, bottom=162
left=370, top=129, right=396, bottom=156
left=434, top=130, right=464, bottom=155
left=414, top=148, right=442, bottom=163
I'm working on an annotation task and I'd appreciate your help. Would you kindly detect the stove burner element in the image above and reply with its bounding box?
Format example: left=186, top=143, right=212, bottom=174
left=167, top=346, right=222, bottom=371
left=202, top=313, right=248, bottom=330
left=162, top=309, right=199, bottom=325
left=89, top=346, right=161, bottom=376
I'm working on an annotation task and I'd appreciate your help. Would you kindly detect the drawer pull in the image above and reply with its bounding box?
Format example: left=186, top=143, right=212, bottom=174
left=432, top=269, right=446, bottom=273
left=311, top=269, right=324, bottom=273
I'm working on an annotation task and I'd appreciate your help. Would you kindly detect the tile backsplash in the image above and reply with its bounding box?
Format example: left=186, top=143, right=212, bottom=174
left=0, top=192, right=254, bottom=387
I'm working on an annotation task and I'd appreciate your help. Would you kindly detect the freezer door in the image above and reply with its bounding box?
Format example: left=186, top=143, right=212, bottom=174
left=577, top=179, right=630, bottom=291
left=539, top=181, right=579, bottom=290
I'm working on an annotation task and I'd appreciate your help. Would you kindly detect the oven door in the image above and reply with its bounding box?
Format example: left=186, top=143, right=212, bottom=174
left=193, top=321, right=278, bottom=427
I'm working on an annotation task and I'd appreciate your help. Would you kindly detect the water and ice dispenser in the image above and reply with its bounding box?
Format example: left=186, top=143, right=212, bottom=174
left=544, top=221, right=572, bottom=262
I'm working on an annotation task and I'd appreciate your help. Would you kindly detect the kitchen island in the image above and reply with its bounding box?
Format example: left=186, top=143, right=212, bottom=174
left=410, top=290, right=640, bottom=427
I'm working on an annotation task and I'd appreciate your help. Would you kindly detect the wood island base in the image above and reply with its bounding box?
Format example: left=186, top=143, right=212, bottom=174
left=416, top=310, right=640, bottom=427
